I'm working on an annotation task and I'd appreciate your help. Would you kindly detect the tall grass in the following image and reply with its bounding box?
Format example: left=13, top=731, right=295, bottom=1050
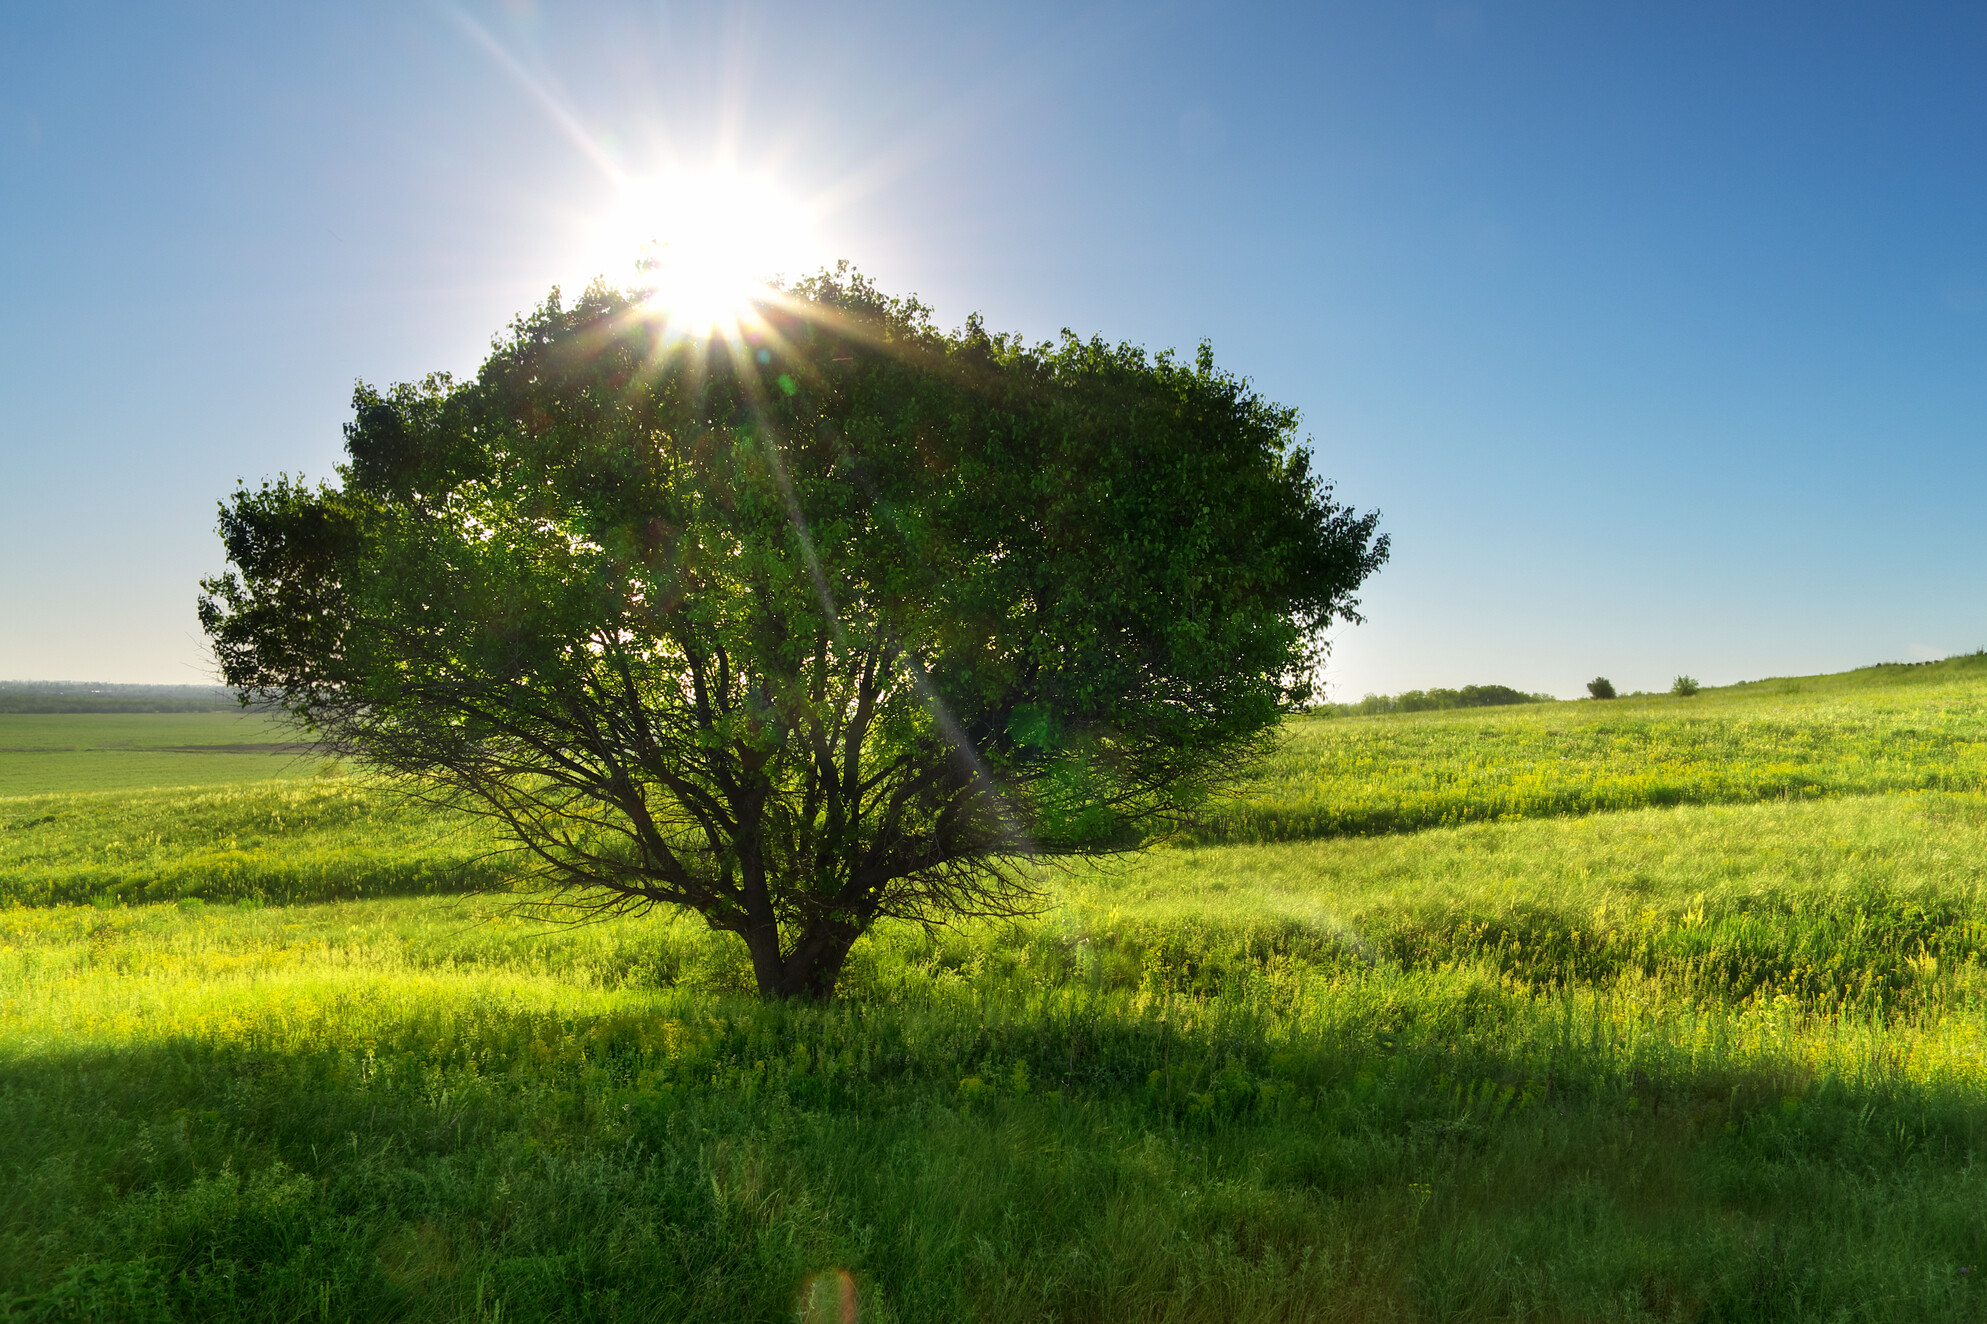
left=6, top=792, right=1987, bottom=1319
left=1107, top=793, right=1987, bottom=1016
left=16, top=657, right=1987, bottom=906
left=0, top=781, right=517, bottom=907
left=1198, top=655, right=1987, bottom=842
left=7, top=659, right=1987, bottom=1318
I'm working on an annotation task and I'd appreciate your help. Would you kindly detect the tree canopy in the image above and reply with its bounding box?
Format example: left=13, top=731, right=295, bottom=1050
left=200, top=270, right=1388, bottom=998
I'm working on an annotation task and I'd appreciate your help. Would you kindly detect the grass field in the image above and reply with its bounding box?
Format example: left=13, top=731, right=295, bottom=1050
left=0, top=711, right=315, bottom=796
left=1197, top=652, right=1987, bottom=843
left=0, top=781, right=515, bottom=907
left=5, top=661, right=1987, bottom=1320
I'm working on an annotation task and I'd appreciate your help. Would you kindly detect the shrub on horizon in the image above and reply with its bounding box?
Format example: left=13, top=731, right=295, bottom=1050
left=1587, top=677, right=1617, bottom=700
left=1311, top=683, right=1549, bottom=717
left=1671, top=675, right=1701, bottom=697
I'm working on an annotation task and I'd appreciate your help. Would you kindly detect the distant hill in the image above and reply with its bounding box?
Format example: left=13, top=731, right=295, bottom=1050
left=1315, top=650, right=1987, bottom=718
left=0, top=681, right=237, bottom=714
left=1712, top=649, right=1987, bottom=696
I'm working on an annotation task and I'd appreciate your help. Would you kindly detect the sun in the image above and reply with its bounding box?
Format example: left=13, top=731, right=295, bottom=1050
left=579, top=168, right=816, bottom=337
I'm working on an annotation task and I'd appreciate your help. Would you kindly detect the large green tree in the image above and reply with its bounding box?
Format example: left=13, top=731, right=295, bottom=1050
left=200, top=270, right=1387, bottom=998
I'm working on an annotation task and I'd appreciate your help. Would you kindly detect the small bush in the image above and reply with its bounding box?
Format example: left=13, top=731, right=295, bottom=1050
left=1672, top=675, right=1701, bottom=697
left=1587, top=677, right=1616, bottom=700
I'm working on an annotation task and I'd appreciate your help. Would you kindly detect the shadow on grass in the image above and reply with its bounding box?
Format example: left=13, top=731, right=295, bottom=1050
left=4, top=977, right=1985, bottom=1323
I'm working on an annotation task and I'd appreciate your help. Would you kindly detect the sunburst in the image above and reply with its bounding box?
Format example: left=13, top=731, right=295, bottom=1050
left=580, top=167, right=817, bottom=339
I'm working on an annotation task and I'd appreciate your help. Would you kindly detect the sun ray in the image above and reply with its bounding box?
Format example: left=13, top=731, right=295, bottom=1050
left=576, top=168, right=821, bottom=341
left=445, top=5, right=626, bottom=187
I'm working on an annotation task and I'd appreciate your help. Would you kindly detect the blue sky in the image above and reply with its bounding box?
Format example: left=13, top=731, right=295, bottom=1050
left=2, top=2, right=1983, bottom=698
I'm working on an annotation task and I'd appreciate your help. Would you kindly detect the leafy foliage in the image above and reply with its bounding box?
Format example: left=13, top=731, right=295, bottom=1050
left=1587, top=676, right=1617, bottom=699
left=1671, top=673, right=1701, bottom=696
left=198, top=271, right=1386, bottom=997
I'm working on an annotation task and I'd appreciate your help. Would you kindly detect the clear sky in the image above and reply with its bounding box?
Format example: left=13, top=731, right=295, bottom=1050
left=3, top=2, right=1983, bottom=699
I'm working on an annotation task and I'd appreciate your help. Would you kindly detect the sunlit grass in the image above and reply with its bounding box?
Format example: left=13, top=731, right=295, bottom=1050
left=7, top=791, right=1987, bottom=1319
left=1199, top=653, right=1987, bottom=842
left=8, top=660, right=1987, bottom=1318
left=0, top=780, right=517, bottom=907
left=0, top=710, right=307, bottom=795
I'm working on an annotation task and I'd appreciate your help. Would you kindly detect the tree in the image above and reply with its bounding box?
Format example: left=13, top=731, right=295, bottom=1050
left=199, top=270, right=1388, bottom=999
left=1587, top=677, right=1617, bottom=700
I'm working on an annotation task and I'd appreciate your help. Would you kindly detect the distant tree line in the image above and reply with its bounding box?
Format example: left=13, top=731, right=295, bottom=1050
left=1310, top=684, right=1551, bottom=717
left=0, top=681, right=236, bottom=714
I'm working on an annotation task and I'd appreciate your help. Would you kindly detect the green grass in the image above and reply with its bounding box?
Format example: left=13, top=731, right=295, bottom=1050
left=1200, top=651, right=1987, bottom=843
left=6, top=658, right=1987, bottom=1319
left=6, top=799, right=1987, bottom=1321
left=0, top=781, right=518, bottom=907
left=0, top=711, right=315, bottom=796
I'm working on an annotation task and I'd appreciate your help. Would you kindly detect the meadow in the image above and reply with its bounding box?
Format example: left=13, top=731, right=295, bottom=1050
left=4, top=660, right=1987, bottom=1320
left=0, top=710, right=314, bottom=796
left=0, top=780, right=514, bottom=908
left=1198, top=652, right=1987, bottom=843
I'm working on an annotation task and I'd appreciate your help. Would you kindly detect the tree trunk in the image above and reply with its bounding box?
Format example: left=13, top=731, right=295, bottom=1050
left=734, top=791, right=791, bottom=997
left=762, top=924, right=860, bottom=1000
left=744, top=922, right=787, bottom=999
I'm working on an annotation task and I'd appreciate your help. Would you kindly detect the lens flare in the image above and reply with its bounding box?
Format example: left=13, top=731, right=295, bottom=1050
left=580, top=168, right=815, bottom=337
left=799, top=1268, right=859, bottom=1323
